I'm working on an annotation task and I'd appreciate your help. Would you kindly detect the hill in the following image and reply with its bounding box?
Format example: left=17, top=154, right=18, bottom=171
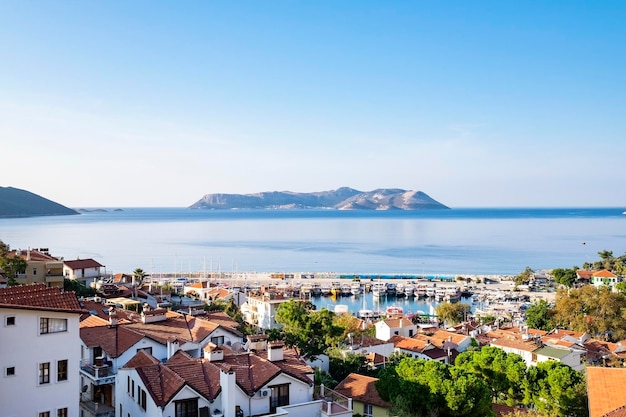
left=0, top=187, right=78, bottom=218
left=189, top=187, right=449, bottom=210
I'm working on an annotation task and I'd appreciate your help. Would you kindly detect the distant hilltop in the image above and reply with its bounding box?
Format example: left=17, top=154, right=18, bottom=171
left=189, top=187, right=450, bottom=210
left=0, top=186, right=78, bottom=218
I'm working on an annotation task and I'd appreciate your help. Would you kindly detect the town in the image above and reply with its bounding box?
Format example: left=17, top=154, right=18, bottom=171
left=1, top=243, right=626, bottom=417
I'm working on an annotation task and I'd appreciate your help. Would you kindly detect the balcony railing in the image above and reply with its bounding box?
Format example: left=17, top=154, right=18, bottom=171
left=80, top=361, right=116, bottom=385
left=314, top=385, right=352, bottom=417
left=79, top=400, right=116, bottom=417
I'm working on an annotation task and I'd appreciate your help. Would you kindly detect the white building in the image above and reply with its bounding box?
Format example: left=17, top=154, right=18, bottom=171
left=116, top=341, right=325, bottom=417
left=0, top=284, right=84, bottom=417
left=374, top=316, right=417, bottom=341
left=240, top=291, right=292, bottom=330
left=63, top=258, right=105, bottom=285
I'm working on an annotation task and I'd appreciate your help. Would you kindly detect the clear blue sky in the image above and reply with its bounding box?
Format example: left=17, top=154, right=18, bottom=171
left=1, top=1, right=624, bottom=207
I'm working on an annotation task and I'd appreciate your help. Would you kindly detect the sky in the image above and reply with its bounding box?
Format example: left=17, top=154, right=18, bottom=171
left=1, top=1, right=625, bottom=208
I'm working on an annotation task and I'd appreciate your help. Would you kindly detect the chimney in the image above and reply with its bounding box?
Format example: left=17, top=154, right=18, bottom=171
left=108, top=307, right=118, bottom=327
left=204, top=343, right=224, bottom=362
left=220, top=367, right=237, bottom=417
left=267, top=341, right=284, bottom=361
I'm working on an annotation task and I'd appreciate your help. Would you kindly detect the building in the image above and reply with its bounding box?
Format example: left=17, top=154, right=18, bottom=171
left=389, top=335, right=452, bottom=363
left=9, top=248, right=65, bottom=287
left=587, top=367, right=626, bottom=417
left=334, top=373, right=390, bottom=417
left=590, top=269, right=621, bottom=291
left=115, top=341, right=320, bottom=417
left=63, top=258, right=106, bottom=285
left=0, top=284, right=85, bottom=417
left=240, top=291, right=292, bottom=330
left=374, top=316, right=417, bottom=341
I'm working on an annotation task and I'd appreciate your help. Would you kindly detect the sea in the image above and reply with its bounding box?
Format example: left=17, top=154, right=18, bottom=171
left=0, top=207, right=625, bottom=278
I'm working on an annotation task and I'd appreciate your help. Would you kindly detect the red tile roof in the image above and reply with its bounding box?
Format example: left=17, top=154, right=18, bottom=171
left=80, top=319, right=146, bottom=358
left=334, top=373, right=390, bottom=408
left=64, top=258, right=104, bottom=269
left=0, top=283, right=85, bottom=313
left=593, top=270, right=617, bottom=278
left=587, top=367, right=626, bottom=417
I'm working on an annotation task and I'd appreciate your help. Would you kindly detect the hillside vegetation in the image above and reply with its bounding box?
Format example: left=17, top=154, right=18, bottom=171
left=0, top=187, right=78, bottom=218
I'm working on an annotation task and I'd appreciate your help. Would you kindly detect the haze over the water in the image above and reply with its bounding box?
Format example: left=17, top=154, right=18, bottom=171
left=1, top=2, right=624, bottom=208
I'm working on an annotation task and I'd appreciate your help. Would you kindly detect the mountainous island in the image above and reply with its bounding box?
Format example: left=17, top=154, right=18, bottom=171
left=0, top=187, right=78, bottom=218
left=189, top=187, right=449, bottom=210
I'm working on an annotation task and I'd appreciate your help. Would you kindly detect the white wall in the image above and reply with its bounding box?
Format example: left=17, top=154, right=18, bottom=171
left=1, top=307, right=81, bottom=417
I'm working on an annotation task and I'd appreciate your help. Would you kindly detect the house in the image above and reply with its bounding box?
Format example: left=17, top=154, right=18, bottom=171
left=64, top=258, right=106, bottom=285
left=374, top=316, right=417, bottom=341
left=0, top=284, right=85, bottom=417
left=334, top=373, right=390, bottom=417
left=587, top=367, right=626, bottom=417
left=389, top=335, right=452, bottom=363
left=240, top=290, right=293, bottom=330
left=79, top=301, right=243, bottom=416
left=8, top=247, right=65, bottom=287
left=115, top=341, right=321, bottom=417
left=79, top=313, right=167, bottom=417
left=590, top=269, right=621, bottom=291
left=416, top=329, right=473, bottom=353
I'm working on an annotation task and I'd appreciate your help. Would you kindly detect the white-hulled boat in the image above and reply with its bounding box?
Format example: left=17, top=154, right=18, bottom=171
left=351, top=282, right=362, bottom=295
left=372, top=282, right=386, bottom=298
left=341, top=283, right=352, bottom=296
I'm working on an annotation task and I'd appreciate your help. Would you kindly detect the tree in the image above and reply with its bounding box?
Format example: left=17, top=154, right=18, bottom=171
left=514, top=267, right=534, bottom=286
left=551, top=268, right=576, bottom=288
left=0, top=255, right=27, bottom=286
left=63, top=279, right=96, bottom=297
left=275, top=300, right=343, bottom=359
left=435, top=302, right=471, bottom=326
left=377, top=357, right=494, bottom=417
left=552, top=285, right=626, bottom=340
left=132, top=268, right=148, bottom=284
left=524, top=299, right=554, bottom=331
left=522, top=361, right=588, bottom=417
left=455, top=346, right=527, bottom=406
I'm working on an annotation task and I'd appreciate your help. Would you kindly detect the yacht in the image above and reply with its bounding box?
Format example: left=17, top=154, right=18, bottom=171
left=351, top=281, right=362, bottom=295
left=372, top=282, right=386, bottom=298
left=403, top=283, right=415, bottom=297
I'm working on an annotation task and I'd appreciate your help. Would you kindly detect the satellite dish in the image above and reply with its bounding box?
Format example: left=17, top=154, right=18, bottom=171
left=82, top=385, right=89, bottom=393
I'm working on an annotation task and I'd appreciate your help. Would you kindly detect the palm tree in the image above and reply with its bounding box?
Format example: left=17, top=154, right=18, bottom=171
left=132, top=268, right=148, bottom=286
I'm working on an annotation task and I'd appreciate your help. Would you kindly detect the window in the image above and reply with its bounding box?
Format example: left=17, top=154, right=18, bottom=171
left=39, top=412, right=50, bottom=417
left=39, top=362, right=50, bottom=384
left=6, top=366, right=15, bottom=376
left=137, top=347, right=152, bottom=355
left=364, top=403, right=373, bottom=417
left=57, top=408, right=68, bottom=417
left=5, top=316, right=15, bottom=326
left=33, top=267, right=38, bottom=275
left=210, top=335, right=224, bottom=346
left=270, top=384, right=290, bottom=413
left=40, top=317, right=67, bottom=334
left=140, top=389, right=147, bottom=410
left=57, top=359, right=68, bottom=382
left=175, top=398, right=198, bottom=417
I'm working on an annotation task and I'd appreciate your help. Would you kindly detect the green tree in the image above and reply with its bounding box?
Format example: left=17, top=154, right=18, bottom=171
left=524, top=299, right=554, bottom=331
left=522, top=361, right=588, bottom=417
left=0, top=255, right=27, bottom=286
left=514, top=266, right=534, bottom=286
left=63, top=279, right=96, bottom=297
left=377, top=357, right=494, bottom=417
left=326, top=348, right=371, bottom=386
left=455, top=346, right=527, bottom=406
left=435, top=302, right=471, bottom=326
left=551, top=268, right=577, bottom=288
left=132, top=268, right=148, bottom=284
left=275, top=300, right=343, bottom=359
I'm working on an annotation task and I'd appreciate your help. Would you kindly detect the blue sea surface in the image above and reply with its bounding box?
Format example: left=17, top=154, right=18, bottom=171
left=0, top=207, right=624, bottom=275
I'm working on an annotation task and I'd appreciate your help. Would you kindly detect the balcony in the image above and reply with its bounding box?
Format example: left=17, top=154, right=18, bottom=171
left=80, top=361, right=116, bottom=385
left=79, top=400, right=115, bottom=417
left=314, top=385, right=352, bottom=417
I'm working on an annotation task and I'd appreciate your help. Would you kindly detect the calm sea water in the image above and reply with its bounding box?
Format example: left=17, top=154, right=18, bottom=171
left=0, top=207, right=624, bottom=276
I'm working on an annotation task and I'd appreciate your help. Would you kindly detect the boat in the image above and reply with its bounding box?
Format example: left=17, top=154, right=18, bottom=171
left=425, top=286, right=436, bottom=298
left=334, top=304, right=349, bottom=314
left=372, top=282, right=386, bottom=298
left=395, top=283, right=406, bottom=297
left=301, top=283, right=313, bottom=297
left=444, top=286, right=461, bottom=302
left=321, top=283, right=332, bottom=296
left=415, top=284, right=428, bottom=298
left=330, top=282, right=342, bottom=297
left=341, top=283, right=352, bottom=296
left=311, top=283, right=322, bottom=297
left=386, top=305, right=404, bottom=316
left=385, top=282, right=397, bottom=297
left=351, top=281, right=362, bottom=295
left=403, top=283, right=415, bottom=297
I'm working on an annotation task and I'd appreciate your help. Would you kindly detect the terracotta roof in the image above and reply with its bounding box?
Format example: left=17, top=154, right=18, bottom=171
left=593, top=270, right=617, bottom=278
left=587, top=367, right=626, bottom=417
left=490, top=336, right=541, bottom=352
left=604, top=405, right=626, bottom=417
left=383, top=317, right=414, bottom=328
left=9, top=249, right=59, bottom=261
left=424, top=329, right=469, bottom=347
left=80, top=318, right=145, bottom=358
left=390, top=335, right=430, bottom=352
left=165, top=350, right=221, bottom=401
left=64, top=258, right=104, bottom=269
left=0, top=283, right=85, bottom=313
left=334, top=373, right=390, bottom=408
left=123, top=311, right=219, bottom=344
left=576, top=270, right=595, bottom=279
